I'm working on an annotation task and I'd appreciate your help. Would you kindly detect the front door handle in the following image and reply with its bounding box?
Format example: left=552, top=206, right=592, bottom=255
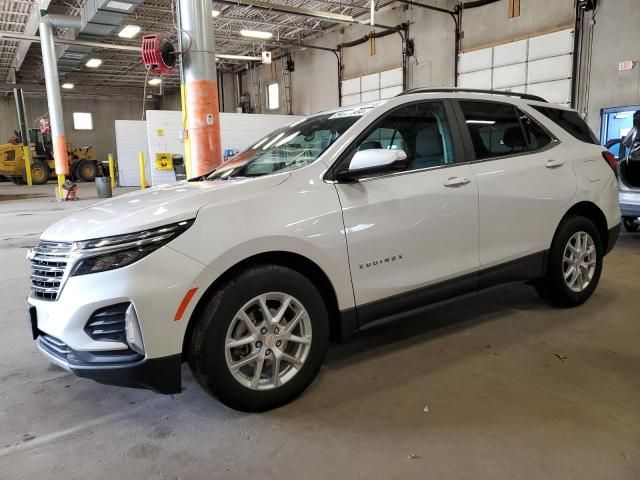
left=444, top=176, right=471, bottom=187
left=546, top=159, right=565, bottom=168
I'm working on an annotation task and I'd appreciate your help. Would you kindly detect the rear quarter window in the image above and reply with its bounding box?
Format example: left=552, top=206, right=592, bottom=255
left=531, top=105, right=599, bottom=145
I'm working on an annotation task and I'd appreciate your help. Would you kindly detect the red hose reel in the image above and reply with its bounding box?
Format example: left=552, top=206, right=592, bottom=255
left=141, top=33, right=177, bottom=74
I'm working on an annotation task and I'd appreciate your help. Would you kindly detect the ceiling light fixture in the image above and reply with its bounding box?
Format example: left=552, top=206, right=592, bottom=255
left=149, top=78, right=162, bottom=85
left=106, top=1, right=135, bottom=11
left=239, top=29, right=273, bottom=40
left=118, top=25, right=141, bottom=39
left=61, top=83, right=74, bottom=89
left=86, top=58, right=102, bottom=68
left=211, top=9, right=221, bottom=17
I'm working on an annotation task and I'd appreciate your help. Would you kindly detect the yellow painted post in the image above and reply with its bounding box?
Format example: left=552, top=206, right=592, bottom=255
left=57, top=174, right=65, bottom=199
left=138, top=152, right=146, bottom=190
left=22, top=146, right=32, bottom=187
left=108, top=154, right=116, bottom=189
left=180, top=83, right=192, bottom=179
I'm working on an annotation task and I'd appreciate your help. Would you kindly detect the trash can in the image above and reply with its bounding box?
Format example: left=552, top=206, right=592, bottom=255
left=95, top=176, right=112, bottom=198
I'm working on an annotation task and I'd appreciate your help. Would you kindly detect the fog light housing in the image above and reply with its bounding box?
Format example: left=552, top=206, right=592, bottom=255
left=125, top=304, right=145, bottom=355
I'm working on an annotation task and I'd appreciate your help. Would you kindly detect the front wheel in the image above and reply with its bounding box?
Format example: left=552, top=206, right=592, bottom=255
left=189, top=264, right=329, bottom=412
left=534, top=216, right=603, bottom=307
left=75, top=160, right=97, bottom=182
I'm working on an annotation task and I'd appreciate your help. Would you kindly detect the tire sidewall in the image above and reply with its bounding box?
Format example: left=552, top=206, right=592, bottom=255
left=548, top=216, right=603, bottom=306
left=192, top=266, right=329, bottom=411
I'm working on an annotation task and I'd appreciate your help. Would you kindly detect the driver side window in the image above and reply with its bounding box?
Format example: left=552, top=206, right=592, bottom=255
left=353, top=101, right=455, bottom=174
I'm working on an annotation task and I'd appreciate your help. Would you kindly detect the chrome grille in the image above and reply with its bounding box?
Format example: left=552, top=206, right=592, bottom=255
left=30, top=241, right=73, bottom=301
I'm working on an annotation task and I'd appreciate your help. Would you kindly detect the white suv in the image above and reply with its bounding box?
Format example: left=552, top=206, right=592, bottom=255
left=27, top=89, right=620, bottom=411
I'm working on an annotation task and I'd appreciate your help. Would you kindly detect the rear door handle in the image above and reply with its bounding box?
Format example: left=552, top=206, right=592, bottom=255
left=546, top=159, right=565, bottom=168
left=444, top=177, right=471, bottom=187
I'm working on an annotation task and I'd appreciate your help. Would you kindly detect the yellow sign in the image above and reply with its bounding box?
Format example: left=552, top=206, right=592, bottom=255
left=155, top=152, right=173, bottom=170
left=157, top=128, right=164, bottom=137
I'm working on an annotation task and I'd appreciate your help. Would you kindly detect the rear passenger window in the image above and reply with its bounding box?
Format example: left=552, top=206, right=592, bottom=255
left=519, top=111, right=553, bottom=150
left=459, top=101, right=527, bottom=160
left=459, top=101, right=555, bottom=160
left=531, top=106, right=599, bottom=144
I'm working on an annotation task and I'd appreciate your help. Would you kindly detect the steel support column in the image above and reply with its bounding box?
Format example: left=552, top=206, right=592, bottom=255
left=39, top=13, right=81, bottom=187
left=180, top=0, right=223, bottom=176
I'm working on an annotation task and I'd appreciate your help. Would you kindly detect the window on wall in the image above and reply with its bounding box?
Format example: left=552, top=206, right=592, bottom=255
left=266, top=83, right=279, bottom=110
left=73, top=112, right=93, bottom=130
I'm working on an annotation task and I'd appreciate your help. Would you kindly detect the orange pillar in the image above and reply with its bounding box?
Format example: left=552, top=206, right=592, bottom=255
left=180, top=0, right=223, bottom=176
left=186, top=80, right=222, bottom=176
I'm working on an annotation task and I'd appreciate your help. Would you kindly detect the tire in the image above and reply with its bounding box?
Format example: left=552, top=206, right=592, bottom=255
left=534, top=216, right=603, bottom=307
left=75, top=160, right=97, bottom=182
left=189, top=264, right=330, bottom=412
left=623, top=216, right=640, bottom=233
left=29, top=161, right=51, bottom=185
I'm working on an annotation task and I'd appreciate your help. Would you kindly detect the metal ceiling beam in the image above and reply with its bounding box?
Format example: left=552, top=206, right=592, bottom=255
left=213, top=0, right=400, bottom=30
left=7, top=0, right=51, bottom=81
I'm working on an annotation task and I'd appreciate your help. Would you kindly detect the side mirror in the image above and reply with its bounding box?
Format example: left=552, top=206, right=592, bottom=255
left=336, top=149, right=408, bottom=181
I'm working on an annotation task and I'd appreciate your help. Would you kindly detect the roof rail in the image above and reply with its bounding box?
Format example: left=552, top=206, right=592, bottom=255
left=397, top=88, right=548, bottom=103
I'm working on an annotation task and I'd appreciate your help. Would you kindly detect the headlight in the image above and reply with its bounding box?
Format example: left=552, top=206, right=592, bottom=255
left=69, top=219, right=194, bottom=276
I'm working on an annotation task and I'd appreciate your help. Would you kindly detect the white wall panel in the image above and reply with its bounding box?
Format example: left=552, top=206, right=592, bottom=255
left=219, top=112, right=306, bottom=152
left=459, top=49, right=492, bottom=74
left=115, top=120, right=149, bottom=187
left=145, top=110, right=183, bottom=186
left=527, top=79, right=572, bottom=104
left=361, top=73, right=380, bottom=92
left=341, top=67, right=402, bottom=106
left=361, top=90, right=380, bottom=102
left=380, top=85, right=403, bottom=99
left=342, top=94, right=361, bottom=106
left=459, top=69, right=492, bottom=89
left=527, top=55, right=573, bottom=84
left=341, top=78, right=360, bottom=96
left=380, top=68, right=403, bottom=88
left=457, top=29, right=574, bottom=106
left=528, top=29, right=574, bottom=60
left=493, top=63, right=526, bottom=89
left=493, top=40, right=527, bottom=67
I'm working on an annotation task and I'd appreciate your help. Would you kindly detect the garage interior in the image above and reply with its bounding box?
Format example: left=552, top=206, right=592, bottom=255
left=1, top=0, right=639, bottom=478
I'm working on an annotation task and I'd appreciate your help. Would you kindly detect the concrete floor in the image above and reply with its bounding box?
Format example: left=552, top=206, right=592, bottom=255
left=1, top=182, right=639, bottom=480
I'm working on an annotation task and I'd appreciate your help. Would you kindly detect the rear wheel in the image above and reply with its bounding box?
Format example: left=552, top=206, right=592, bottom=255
left=534, top=216, right=603, bottom=307
left=28, top=161, right=50, bottom=185
left=189, top=264, right=329, bottom=412
left=623, top=216, right=640, bottom=233
left=75, top=160, right=97, bottom=182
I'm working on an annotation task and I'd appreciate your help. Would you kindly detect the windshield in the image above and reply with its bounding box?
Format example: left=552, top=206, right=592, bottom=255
left=204, top=109, right=370, bottom=180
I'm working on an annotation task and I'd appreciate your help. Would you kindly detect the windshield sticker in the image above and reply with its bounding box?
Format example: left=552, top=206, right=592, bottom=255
left=328, top=105, right=377, bottom=119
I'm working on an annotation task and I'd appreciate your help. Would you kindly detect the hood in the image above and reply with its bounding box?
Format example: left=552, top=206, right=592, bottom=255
left=42, top=174, right=288, bottom=242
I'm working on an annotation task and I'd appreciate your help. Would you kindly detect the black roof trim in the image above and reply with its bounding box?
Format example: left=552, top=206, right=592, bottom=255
left=397, top=88, right=548, bottom=103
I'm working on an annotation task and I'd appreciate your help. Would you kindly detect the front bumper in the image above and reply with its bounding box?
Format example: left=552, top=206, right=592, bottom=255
left=35, top=332, right=182, bottom=393
left=27, top=244, right=217, bottom=394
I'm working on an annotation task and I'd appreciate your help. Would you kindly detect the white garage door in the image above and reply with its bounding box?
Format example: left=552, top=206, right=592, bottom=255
left=341, top=67, right=403, bottom=107
left=458, top=29, right=574, bottom=105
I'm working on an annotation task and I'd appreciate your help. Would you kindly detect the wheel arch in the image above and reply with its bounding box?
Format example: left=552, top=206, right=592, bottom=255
left=181, top=250, right=343, bottom=361
left=562, top=201, right=610, bottom=252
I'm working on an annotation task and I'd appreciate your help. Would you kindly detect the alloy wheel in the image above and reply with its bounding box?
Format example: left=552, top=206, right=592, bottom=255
left=562, top=231, right=597, bottom=293
left=224, top=292, right=312, bottom=390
